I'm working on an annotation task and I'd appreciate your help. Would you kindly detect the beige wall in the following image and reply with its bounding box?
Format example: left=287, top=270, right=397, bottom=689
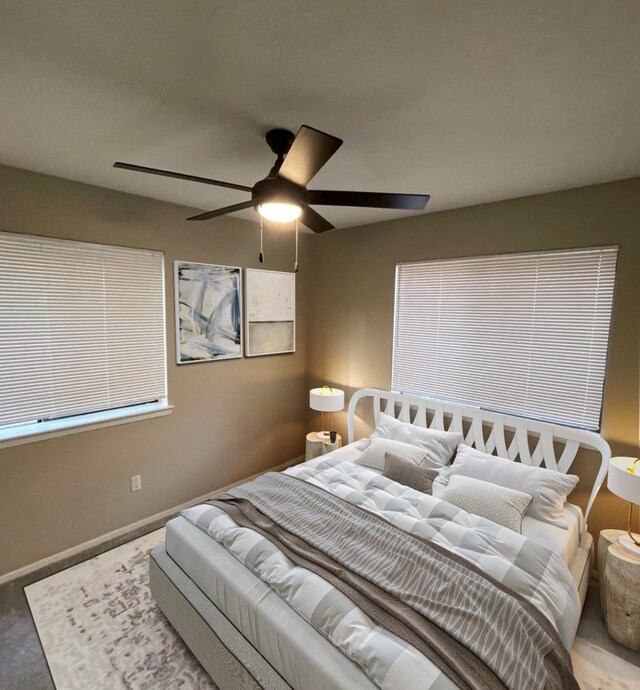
left=0, top=164, right=310, bottom=577
left=306, top=178, right=640, bottom=546
left=1, top=167, right=638, bottom=579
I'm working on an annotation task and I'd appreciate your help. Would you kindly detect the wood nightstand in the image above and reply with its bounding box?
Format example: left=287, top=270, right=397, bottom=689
left=598, top=529, right=640, bottom=651
left=305, top=432, right=342, bottom=461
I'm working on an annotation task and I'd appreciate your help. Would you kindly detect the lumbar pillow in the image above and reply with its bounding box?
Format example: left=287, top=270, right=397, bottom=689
left=382, top=453, right=440, bottom=494
left=368, top=411, right=462, bottom=467
left=439, top=475, right=532, bottom=533
left=356, top=438, right=428, bottom=471
left=438, top=444, right=579, bottom=528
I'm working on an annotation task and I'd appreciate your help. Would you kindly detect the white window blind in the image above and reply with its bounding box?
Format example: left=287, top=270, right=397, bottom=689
left=392, top=247, right=618, bottom=431
left=0, top=231, right=167, bottom=430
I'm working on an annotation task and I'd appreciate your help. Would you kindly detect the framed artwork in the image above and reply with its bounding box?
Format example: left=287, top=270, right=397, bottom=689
left=245, top=269, right=295, bottom=356
left=174, top=261, right=242, bottom=364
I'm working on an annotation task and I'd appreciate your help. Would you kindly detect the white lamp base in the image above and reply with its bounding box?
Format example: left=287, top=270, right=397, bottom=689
left=617, top=533, right=640, bottom=558
left=315, top=431, right=331, bottom=441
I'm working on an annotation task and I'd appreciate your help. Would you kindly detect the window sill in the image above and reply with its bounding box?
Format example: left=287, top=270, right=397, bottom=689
left=0, top=402, right=174, bottom=449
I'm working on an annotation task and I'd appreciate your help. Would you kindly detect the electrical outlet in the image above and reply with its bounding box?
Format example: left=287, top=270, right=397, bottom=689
left=130, top=474, right=142, bottom=492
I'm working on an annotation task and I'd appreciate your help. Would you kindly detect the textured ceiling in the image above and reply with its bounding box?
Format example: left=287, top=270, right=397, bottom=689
left=0, top=1, right=638, bottom=230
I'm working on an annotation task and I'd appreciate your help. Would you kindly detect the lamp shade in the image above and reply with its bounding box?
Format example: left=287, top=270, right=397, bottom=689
left=309, top=387, right=344, bottom=413
left=608, top=457, right=640, bottom=504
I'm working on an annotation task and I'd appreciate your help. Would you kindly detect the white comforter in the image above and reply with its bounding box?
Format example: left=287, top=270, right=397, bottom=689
left=182, top=445, right=581, bottom=690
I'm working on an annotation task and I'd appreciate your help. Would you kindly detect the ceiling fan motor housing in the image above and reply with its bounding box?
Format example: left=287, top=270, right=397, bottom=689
left=255, top=128, right=307, bottom=210
left=252, top=175, right=307, bottom=209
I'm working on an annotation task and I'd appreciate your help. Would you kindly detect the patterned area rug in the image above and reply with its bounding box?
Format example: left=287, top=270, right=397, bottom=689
left=25, top=529, right=215, bottom=690
left=25, top=529, right=638, bottom=690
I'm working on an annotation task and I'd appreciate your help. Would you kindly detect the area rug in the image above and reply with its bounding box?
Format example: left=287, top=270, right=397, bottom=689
left=25, top=529, right=638, bottom=690
left=25, top=528, right=216, bottom=689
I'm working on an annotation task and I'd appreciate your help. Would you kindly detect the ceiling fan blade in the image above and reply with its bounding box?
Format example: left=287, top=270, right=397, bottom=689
left=277, top=126, right=343, bottom=187
left=186, top=199, right=257, bottom=221
left=307, top=190, right=430, bottom=211
left=300, top=204, right=335, bottom=233
left=113, top=162, right=251, bottom=192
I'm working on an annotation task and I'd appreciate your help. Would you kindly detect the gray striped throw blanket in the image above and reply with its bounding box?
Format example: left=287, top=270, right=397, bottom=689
left=183, top=459, right=580, bottom=690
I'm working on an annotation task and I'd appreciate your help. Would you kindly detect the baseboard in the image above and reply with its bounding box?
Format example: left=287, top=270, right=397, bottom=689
left=0, top=455, right=304, bottom=586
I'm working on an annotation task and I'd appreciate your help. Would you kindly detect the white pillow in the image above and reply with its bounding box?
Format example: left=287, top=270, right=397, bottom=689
left=438, top=444, right=579, bottom=528
left=439, top=475, right=532, bottom=533
left=368, top=412, right=462, bottom=468
left=356, top=438, right=428, bottom=471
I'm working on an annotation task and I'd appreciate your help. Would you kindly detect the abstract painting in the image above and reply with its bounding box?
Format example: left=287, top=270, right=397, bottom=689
left=174, top=261, right=242, bottom=363
left=245, top=268, right=295, bottom=356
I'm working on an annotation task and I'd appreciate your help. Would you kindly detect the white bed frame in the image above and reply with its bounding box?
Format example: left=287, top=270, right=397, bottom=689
left=151, top=388, right=612, bottom=689
left=347, top=388, right=611, bottom=527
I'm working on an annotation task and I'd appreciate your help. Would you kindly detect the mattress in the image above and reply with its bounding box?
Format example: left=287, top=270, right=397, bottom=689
left=165, top=516, right=377, bottom=690
left=522, top=503, right=584, bottom=567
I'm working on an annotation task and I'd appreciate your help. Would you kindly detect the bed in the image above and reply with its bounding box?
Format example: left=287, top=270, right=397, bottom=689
left=149, top=388, right=611, bottom=690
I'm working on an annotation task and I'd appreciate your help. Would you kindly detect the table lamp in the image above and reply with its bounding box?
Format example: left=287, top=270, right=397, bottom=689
left=309, top=386, right=344, bottom=440
left=608, top=456, right=640, bottom=557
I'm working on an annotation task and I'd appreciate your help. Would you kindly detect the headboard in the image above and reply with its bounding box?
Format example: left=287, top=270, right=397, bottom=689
left=347, top=388, right=611, bottom=525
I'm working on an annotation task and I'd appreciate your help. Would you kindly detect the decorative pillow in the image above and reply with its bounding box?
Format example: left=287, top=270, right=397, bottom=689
left=368, top=412, right=462, bottom=468
left=383, top=453, right=440, bottom=494
left=438, top=444, right=579, bottom=528
left=356, top=438, right=428, bottom=471
left=439, top=475, right=532, bottom=533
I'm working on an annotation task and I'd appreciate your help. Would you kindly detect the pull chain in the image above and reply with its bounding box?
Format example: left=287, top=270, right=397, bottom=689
left=294, top=218, right=299, bottom=273
left=259, top=216, right=264, bottom=263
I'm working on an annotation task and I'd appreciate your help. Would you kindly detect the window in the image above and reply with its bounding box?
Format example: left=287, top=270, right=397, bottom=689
left=0, top=231, right=168, bottom=444
left=392, top=247, right=618, bottom=431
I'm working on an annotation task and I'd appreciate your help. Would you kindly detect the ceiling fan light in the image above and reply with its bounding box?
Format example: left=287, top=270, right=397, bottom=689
left=257, top=202, right=302, bottom=223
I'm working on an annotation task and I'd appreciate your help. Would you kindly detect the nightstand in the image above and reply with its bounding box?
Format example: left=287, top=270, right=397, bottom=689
left=305, top=432, right=342, bottom=461
left=598, top=529, right=640, bottom=651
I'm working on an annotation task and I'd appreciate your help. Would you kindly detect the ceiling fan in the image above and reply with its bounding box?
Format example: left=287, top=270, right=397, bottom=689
left=113, top=125, right=430, bottom=233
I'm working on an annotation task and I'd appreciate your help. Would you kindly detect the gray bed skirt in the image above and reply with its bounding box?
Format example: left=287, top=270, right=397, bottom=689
left=149, top=546, right=292, bottom=690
